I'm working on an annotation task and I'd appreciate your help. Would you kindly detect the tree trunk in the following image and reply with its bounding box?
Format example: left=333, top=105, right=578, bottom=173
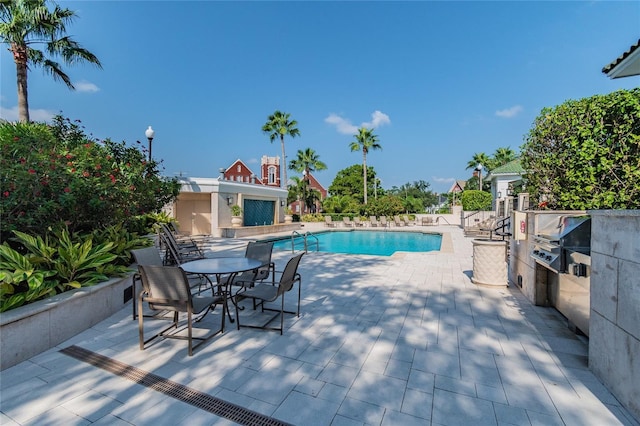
left=363, top=153, right=368, bottom=205
left=13, top=44, right=30, bottom=123
left=280, top=135, right=287, bottom=188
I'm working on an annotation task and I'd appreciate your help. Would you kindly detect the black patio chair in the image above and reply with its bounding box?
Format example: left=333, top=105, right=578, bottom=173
left=138, top=265, right=225, bottom=356
left=235, top=253, right=304, bottom=335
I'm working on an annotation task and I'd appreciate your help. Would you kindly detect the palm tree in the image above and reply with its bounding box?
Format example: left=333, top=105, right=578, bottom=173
left=288, top=175, right=321, bottom=214
left=262, top=110, right=300, bottom=188
left=465, top=152, right=492, bottom=171
left=0, top=0, right=102, bottom=123
left=492, top=147, right=517, bottom=167
left=289, top=148, right=327, bottom=181
left=349, top=127, right=381, bottom=204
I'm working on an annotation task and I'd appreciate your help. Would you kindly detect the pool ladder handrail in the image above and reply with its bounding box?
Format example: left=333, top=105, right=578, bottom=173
left=290, top=231, right=319, bottom=253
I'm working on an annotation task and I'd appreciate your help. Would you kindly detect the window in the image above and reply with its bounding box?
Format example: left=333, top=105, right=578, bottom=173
left=268, top=166, right=276, bottom=184
left=237, top=165, right=241, bottom=172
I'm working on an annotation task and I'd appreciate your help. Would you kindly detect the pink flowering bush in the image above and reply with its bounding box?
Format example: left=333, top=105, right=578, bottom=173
left=0, top=116, right=180, bottom=242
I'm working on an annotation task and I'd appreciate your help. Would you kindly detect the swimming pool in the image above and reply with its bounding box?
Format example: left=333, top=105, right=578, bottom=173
left=267, top=230, right=441, bottom=256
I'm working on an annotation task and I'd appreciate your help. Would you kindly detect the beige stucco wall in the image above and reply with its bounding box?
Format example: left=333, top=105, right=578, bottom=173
left=174, top=177, right=288, bottom=237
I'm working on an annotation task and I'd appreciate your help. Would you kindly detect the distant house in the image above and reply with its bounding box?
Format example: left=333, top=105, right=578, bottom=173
left=448, top=180, right=466, bottom=194
left=221, top=156, right=282, bottom=187
left=602, top=38, right=640, bottom=79
left=221, top=159, right=262, bottom=184
left=485, top=158, right=524, bottom=208
left=289, top=173, right=328, bottom=214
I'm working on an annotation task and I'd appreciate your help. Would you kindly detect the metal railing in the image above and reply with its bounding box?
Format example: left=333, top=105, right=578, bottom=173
left=290, top=231, right=319, bottom=253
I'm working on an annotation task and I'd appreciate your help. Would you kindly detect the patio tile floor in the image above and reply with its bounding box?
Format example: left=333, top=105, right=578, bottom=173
left=1, top=225, right=639, bottom=425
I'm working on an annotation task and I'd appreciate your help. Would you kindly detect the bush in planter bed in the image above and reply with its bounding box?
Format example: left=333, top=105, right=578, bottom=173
left=0, top=225, right=151, bottom=312
left=0, top=116, right=180, bottom=243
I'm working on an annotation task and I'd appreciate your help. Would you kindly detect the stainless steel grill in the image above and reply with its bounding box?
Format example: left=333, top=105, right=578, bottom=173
left=531, top=215, right=591, bottom=273
left=531, top=214, right=592, bottom=336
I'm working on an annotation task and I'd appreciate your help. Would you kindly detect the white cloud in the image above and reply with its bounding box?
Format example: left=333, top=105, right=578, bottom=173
left=74, top=80, right=100, bottom=93
left=0, top=105, right=55, bottom=122
left=362, top=110, right=391, bottom=128
left=495, top=105, right=523, bottom=118
left=432, top=177, right=455, bottom=184
left=325, top=110, right=391, bottom=135
left=325, top=113, right=358, bottom=135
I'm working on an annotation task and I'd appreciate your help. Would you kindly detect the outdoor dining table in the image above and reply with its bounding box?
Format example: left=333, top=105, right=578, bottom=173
left=180, top=257, right=264, bottom=323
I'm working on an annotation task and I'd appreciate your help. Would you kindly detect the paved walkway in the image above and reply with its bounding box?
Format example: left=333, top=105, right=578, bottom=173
left=1, top=226, right=638, bottom=425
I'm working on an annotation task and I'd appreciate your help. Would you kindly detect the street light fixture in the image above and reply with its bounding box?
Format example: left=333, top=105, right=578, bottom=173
left=476, top=164, right=483, bottom=191
left=145, top=126, right=155, bottom=162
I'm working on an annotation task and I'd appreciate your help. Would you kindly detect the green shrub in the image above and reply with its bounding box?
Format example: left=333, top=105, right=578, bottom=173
left=0, top=116, right=180, bottom=242
left=0, top=224, right=149, bottom=312
left=91, top=223, right=153, bottom=266
left=364, top=195, right=405, bottom=216
left=461, top=190, right=492, bottom=211
left=522, top=88, right=640, bottom=209
left=300, top=213, right=325, bottom=222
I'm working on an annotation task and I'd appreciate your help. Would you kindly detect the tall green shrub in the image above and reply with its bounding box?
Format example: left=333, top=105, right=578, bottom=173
left=521, top=89, right=640, bottom=209
left=461, top=190, right=492, bottom=211
left=0, top=116, right=180, bottom=241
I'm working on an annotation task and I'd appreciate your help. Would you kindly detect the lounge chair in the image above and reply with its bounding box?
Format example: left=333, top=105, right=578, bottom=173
left=369, top=216, right=380, bottom=227
left=422, top=217, right=435, bottom=226
left=343, top=217, right=355, bottom=227
left=161, top=223, right=203, bottom=253
left=235, top=253, right=304, bottom=335
left=353, top=217, right=364, bottom=227
left=402, top=215, right=414, bottom=226
left=325, top=216, right=337, bottom=228
left=137, top=265, right=226, bottom=356
left=380, top=216, right=389, bottom=227
left=393, top=215, right=404, bottom=227
left=159, top=223, right=204, bottom=265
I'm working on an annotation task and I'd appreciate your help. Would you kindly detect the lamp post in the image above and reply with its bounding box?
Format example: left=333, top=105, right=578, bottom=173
left=145, top=126, right=155, bottom=162
left=476, top=164, right=483, bottom=191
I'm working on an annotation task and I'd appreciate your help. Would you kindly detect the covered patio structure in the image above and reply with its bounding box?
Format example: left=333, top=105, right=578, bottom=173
left=171, top=176, right=289, bottom=237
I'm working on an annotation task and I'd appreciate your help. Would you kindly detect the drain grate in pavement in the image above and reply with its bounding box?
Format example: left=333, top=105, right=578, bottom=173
left=60, top=345, right=292, bottom=426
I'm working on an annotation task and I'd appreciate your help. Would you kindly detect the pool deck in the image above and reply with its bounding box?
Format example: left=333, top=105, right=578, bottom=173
left=1, top=225, right=638, bottom=425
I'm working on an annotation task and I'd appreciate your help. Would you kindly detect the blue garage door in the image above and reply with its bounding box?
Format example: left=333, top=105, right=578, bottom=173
left=243, top=199, right=275, bottom=226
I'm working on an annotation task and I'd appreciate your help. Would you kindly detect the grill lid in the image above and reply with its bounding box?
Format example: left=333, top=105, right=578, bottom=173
left=536, top=215, right=590, bottom=243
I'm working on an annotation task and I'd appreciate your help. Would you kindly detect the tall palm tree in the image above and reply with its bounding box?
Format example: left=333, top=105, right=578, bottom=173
left=0, top=0, right=102, bottom=123
left=289, top=148, right=327, bottom=182
left=289, top=148, right=326, bottom=214
left=465, top=152, right=492, bottom=171
left=349, top=127, right=381, bottom=204
left=492, top=147, right=517, bottom=167
left=262, top=110, right=300, bottom=188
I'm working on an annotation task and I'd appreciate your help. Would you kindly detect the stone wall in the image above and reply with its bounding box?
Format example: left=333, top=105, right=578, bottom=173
left=0, top=274, right=131, bottom=370
left=588, top=210, right=640, bottom=420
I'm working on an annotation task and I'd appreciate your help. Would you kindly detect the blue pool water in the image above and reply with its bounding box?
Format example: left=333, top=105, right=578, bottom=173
left=269, top=230, right=441, bottom=256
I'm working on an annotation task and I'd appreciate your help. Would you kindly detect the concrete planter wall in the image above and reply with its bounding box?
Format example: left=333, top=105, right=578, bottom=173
left=0, top=274, right=132, bottom=371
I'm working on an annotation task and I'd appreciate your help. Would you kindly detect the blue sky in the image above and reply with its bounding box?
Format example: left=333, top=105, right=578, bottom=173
left=1, top=1, right=638, bottom=194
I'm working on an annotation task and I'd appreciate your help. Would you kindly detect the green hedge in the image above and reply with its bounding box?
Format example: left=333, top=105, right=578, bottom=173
left=0, top=116, right=180, bottom=242
left=522, top=89, right=640, bottom=209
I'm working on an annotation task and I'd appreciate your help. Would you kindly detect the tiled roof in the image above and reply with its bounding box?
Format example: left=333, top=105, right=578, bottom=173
left=488, top=158, right=523, bottom=176
left=602, top=38, right=640, bottom=78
